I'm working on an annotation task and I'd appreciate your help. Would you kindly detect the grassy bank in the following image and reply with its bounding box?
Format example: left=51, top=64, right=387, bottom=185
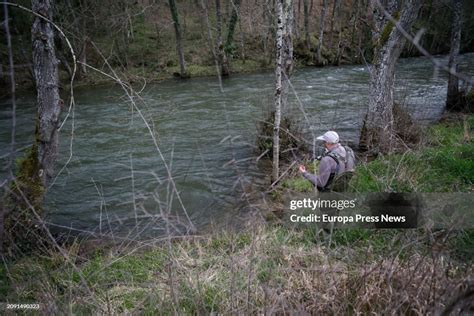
left=282, top=114, right=473, bottom=194
left=1, top=226, right=472, bottom=314
left=350, top=114, right=473, bottom=193
left=1, top=115, right=473, bottom=314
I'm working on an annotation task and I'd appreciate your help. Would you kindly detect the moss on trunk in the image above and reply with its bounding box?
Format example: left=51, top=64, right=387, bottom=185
left=4, top=143, right=46, bottom=255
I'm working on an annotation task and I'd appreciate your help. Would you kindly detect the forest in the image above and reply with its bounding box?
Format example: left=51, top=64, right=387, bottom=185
left=1, top=0, right=474, bottom=87
left=0, top=0, right=473, bottom=314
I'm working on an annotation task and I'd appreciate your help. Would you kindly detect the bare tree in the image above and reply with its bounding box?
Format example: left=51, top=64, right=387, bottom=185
left=221, top=0, right=241, bottom=76
left=200, top=0, right=224, bottom=91
left=168, top=0, right=189, bottom=78
left=32, top=0, right=62, bottom=186
left=282, top=0, right=294, bottom=114
left=273, top=0, right=294, bottom=183
left=78, top=34, right=89, bottom=78
left=2, top=0, right=62, bottom=254
left=215, top=0, right=225, bottom=76
left=303, top=0, right=310, bottom=50
left=446, top=0, right=462, bottom=111
left=273, top=0, right=284, bottom=183
left=316, top=0, right=328, bottom=65
left=359, top=0, right=422, bottom=154
left=328, top=0, right=340, bottom=49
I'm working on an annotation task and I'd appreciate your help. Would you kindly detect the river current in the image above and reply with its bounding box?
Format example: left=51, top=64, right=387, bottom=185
left=1, top=53, right=473, bottom=238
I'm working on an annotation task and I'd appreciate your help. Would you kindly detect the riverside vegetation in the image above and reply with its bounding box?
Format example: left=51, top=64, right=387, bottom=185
left=2, top=0, right=474, bottom=93
left=1, top=114, right=472, bottom=314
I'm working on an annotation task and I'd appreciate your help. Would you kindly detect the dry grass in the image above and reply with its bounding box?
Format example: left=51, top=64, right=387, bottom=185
left=2, top=224, right=472, bottom=314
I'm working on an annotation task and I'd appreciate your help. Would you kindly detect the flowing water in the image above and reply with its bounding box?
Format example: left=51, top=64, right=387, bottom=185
left=1, top=54, right=473, bottom=238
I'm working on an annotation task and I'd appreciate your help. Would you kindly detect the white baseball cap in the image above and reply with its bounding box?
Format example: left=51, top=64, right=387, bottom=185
left=316, top=131, right=339, bottom=143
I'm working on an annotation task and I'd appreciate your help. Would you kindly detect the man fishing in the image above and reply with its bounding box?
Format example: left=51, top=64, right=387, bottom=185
left=298, top=131, right=354, bottom=192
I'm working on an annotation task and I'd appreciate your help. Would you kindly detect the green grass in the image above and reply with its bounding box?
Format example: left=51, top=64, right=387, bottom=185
left=281, top=161, right=319, bottom=192
left=451, top=229, right=474, bottom=261
left=282, top=177, right=314, bottom=192
left=76, top=251, right=166, bottom=286
left=349, top=115, right=473, bottom=192
left=329, top=229, right=406, bottom=256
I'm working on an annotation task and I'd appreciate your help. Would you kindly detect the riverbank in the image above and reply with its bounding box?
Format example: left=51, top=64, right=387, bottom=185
left=8, top=52, right=341, bottom=98
left=280, top=113, right=473, bottom=194
left=1, top=0, right=359, bottom=96
left=1, top=114, right=472, bottom=314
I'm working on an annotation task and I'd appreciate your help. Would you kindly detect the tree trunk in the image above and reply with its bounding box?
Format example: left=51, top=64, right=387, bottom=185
left=225, top=0, right=241, bottom=48
left=335, top=24, right=343, bottom=65
left=282, top=0, right=294, bottom=114
left=56, top=38, right=73, bottom=80
left=303, top=0, right=310, bottom=50
left=168, top=0, right=188, bottom=78
left=316, top=0, right=328, bottom=65
left=200, top=0, right=223, bottom=91
left=446, top=0, right=462, bottom=111
left=238, top=1, right=246, bottom=62
left=293, top=2, right=299, bottom=41
left=273, top=0, right=284, bottom=183
left=79, top=37, right=88, bottom=76
left=297, top=0, right=302, bottom=39
left=273, top=0, right=294, bottom=183
left=328, top=0, right=340, bottom=49
left=222, top=0, right=241, bottom=76
left=263, top=0, right=270, bottom=58
left=350, top=0, right=360, bottom=48
left=215, top=0, right=225, bottom=76
left=32, top=0, right=61, bottom=186
left=264, top=0, right=276, bottom=65
left=360, top=0, right=421, bottom=154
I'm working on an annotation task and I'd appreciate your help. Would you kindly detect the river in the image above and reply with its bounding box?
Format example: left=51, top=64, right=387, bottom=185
left=1, top=53, right=473, bottom=239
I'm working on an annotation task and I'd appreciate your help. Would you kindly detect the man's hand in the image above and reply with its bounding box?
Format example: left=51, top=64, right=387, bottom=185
left=299, top=165, right=306, bottom=173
